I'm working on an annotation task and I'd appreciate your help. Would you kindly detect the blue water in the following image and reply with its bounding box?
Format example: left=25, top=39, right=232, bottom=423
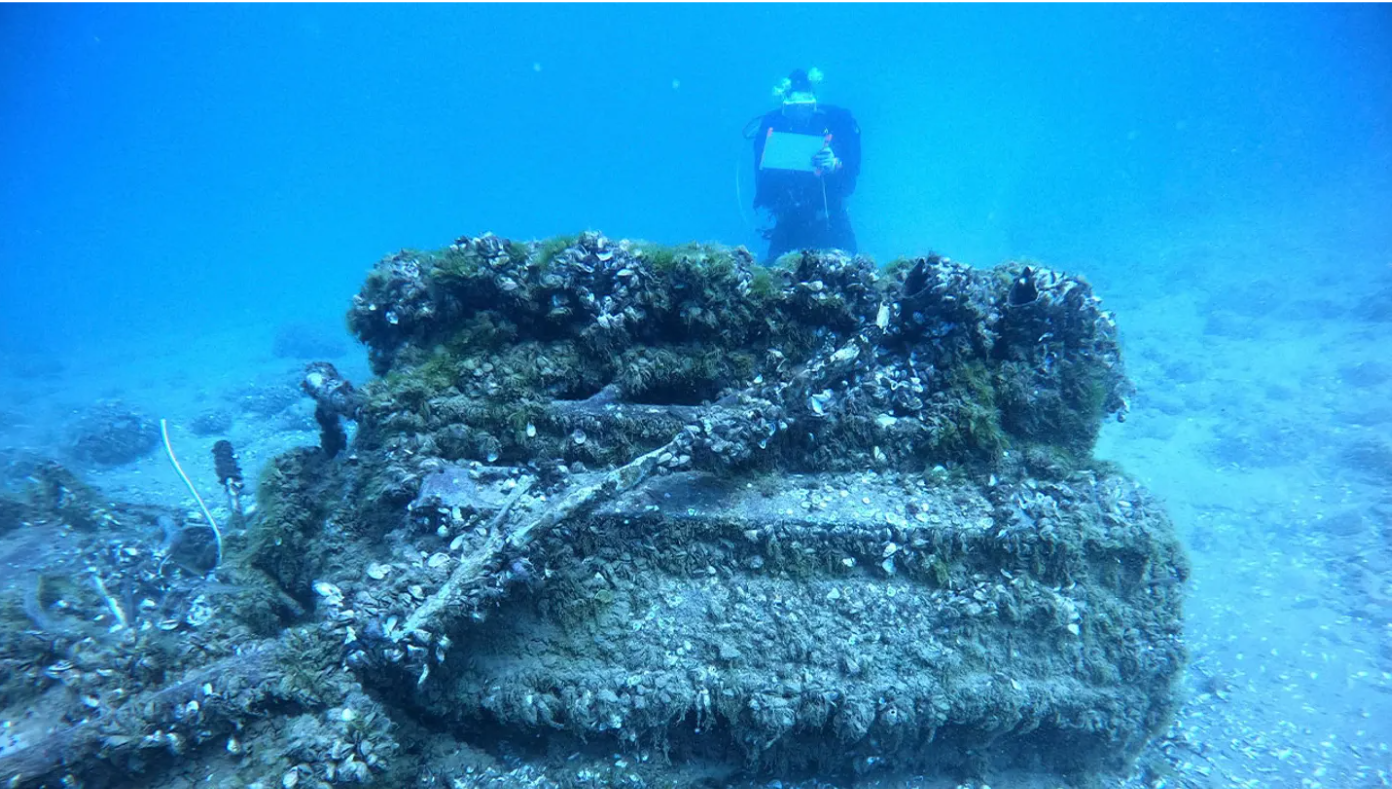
left=2, top=5, right=1391, bottom=787
left=4, top=4, right=1387, bottom=354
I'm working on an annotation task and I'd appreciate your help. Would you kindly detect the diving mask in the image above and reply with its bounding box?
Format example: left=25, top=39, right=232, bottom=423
left=782, top=91, right=817, bottom=120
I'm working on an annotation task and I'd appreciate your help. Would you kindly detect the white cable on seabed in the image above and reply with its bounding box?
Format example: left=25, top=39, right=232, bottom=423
left=90, top=571, right=128, bottom=630
left=160, top=418, right=223, bottom=568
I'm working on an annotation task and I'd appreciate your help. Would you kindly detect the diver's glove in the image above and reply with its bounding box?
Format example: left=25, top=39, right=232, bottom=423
left=813, top=147, right=842, bottom=174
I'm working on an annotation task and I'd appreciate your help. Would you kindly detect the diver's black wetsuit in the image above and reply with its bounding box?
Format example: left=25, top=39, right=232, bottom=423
left=752, top=105, right=861, bottom=261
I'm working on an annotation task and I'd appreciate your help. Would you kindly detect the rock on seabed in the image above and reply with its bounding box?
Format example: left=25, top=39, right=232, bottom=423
left=0, top=232, right=1185, bottom=789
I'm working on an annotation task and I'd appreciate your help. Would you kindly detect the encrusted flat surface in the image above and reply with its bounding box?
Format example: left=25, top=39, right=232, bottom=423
left=399, top=465, right=1185, bottom=778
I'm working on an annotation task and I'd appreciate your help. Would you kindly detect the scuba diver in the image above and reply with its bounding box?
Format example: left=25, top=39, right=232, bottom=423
left=748, top=67, right=861, bottom=262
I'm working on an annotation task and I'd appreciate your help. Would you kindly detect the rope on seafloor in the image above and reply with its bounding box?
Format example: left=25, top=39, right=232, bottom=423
left=160, top=418, right=224, bottom=569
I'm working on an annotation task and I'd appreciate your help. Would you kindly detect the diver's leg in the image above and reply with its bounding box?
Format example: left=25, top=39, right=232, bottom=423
left=765, top=218, right=800, bottom=263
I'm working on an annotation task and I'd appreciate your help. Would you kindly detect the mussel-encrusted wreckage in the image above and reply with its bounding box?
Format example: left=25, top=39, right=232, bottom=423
left=0, top=232, right=1186, bottom=788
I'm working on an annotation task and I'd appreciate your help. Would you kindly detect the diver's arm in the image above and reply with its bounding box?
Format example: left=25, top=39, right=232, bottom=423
left=826, top=112, right=861, bottom=197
